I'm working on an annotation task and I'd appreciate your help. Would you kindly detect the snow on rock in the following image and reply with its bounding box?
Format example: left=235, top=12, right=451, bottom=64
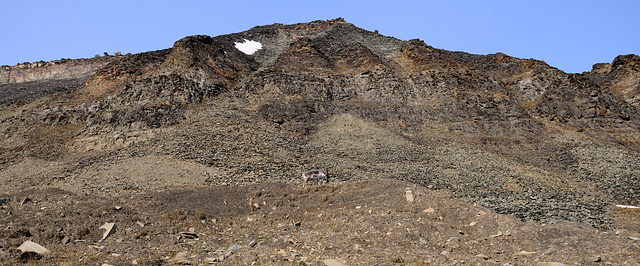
left=234, top=39, right=262, bottom=55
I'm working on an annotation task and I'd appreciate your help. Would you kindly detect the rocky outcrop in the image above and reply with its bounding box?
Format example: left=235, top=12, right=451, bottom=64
left=0, top=56, right=115, bottom=85
left=0, top=55, right=119, bottom=106
left=588, top=54, right=640, bottom=107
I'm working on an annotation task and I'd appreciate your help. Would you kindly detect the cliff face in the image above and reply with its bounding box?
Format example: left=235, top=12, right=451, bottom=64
left=0, top=56, right=115, bottom=85
left=0, top=55, right=118, bottom=106
left=588, top=54, right=640, bottom=107
left=1, top=19, right=639, bottom=229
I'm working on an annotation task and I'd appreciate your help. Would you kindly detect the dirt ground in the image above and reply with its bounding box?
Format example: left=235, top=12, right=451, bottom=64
left=1, top=177, right=640, bottom=265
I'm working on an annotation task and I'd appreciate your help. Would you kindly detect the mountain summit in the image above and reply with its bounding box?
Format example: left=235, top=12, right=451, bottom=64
left=1, top=19, right=640, bottom=264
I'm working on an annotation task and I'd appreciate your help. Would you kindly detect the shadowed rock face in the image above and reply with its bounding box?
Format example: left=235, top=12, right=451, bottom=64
left=1, top=19, right=639, bottom=229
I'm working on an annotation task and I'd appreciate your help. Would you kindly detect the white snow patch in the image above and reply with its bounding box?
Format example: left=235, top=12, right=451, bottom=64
left=234, top=39, right=262, bottom=55
left=616, top=204, right=640, bottom=209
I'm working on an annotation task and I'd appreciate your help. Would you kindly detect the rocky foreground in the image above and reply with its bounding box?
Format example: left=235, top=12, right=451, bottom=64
left=2, top=179, right=640, bottom=265
left=1, top=19, right=640, bottom=264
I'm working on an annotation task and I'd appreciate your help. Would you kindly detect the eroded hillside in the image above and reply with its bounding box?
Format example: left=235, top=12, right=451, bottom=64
left=1, top=18, right=640, bottom=264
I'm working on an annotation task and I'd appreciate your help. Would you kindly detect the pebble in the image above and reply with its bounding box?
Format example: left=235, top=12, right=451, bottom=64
left=405, top=190, right=414, bottom=202
left=514, top=250, right=536, bottom=255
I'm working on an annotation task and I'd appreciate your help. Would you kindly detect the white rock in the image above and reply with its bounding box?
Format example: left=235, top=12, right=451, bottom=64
left=18, top=240, right=49, bottom=254
left=227, top=244, right=244, bottom=254
left=616, top=204, right=640, bottom=209
left=99, top=222, right=117, bottom=242
left=405, top=190, right=414, bottom=202
left=514, top=250, right=536, bottom=255
left=323, top=259, right=346, bottom=266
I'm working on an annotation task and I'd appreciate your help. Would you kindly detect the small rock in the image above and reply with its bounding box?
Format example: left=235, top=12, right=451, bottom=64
left=478, top=210, right=487, bottom=216
left=323, top=259, right=346, bottom=266
left=477, top=253, right=490, bottom=260
left=294, top=221, right=301, bottom=227
left=423, top=208, right=435, bottom=213
left=174, top=251, right=191, bottom=265
left=248, top=239, right=258, bottom=248
left=179, top=232, right=199, bottom=239
left=0, top=198, right=9, bottom=205
left=628, top=236, right=640, bottom=241
left=114, top=206, right=122, bottom=210
left=419, top=238, right=428, bottom=246
left=405, top=190, right=414, bottom=202
left=18, top=241, right=50, bottom=254
left=227, top=244, right=244, bottom=254
left=490, top=231, right=503, bottom=238
left=61, top=236, right=71, bottom=245
left=99, top=222, right=117, bottom=242
left=592, top=255, right=602, bottom=262
left=468, top=221, right=477, bottom=226
left=136, top=221, right=145, bottom=227
left=514, top=250, right=536, bottom=255
left=20, top=197, right=31, bottom=206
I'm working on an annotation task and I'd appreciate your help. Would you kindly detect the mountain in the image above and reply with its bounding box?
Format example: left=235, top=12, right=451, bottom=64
left=1, top=18, right=640, bottom=264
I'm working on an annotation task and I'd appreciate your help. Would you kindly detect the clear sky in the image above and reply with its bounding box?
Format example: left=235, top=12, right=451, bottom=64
left=1, top=0, right=638, bottom=73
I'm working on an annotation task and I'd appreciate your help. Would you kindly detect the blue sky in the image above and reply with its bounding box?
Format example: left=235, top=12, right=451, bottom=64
left=1, top=0, right=638, bottom=73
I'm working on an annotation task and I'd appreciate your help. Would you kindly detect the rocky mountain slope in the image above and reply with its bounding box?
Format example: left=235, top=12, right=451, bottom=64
left=1, top=18, right=639, bottom=264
